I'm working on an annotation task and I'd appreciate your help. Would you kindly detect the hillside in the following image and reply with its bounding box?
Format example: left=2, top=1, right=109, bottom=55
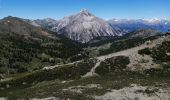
left=0, top=16, right=84, bottom=75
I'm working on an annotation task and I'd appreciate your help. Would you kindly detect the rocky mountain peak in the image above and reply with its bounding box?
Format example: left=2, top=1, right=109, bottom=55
left=54, top=9, right=122, bottom=43
left=79, top=9, right=92, bottom=16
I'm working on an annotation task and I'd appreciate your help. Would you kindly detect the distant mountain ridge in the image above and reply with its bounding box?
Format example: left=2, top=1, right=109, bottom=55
left=125, top=28, right=160, bottom=38
left=108, top=18, right=170, bottom=33
left=28, top=18, right=58, bottom=30
left=0, top=16, right=54, bottom=39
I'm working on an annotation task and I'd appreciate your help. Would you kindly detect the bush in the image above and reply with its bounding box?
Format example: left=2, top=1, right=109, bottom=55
left=151, top=41, right=170, bottom=62
left=138, top=48, right=152, bottom=55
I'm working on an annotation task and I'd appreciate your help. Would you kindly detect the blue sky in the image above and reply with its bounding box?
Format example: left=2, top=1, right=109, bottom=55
left=0, top=0, right=169, bottom=20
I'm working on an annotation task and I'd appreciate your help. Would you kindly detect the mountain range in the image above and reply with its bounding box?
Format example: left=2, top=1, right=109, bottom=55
left=25, top=9, right=170, bottom=43
left=30, top=9, right=124, bottom=43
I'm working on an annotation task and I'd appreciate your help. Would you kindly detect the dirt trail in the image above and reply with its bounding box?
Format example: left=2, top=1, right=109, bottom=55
left=43, top=61, right=81, bottom=70
left=82, top=61, right=101, bottom=77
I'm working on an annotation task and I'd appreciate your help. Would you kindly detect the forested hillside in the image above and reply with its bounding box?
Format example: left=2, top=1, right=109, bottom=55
left=0, top=16, right=84, bottom=74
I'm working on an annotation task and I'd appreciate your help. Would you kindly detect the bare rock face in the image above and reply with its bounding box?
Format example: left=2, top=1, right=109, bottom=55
left=54, top=9, right=123, bottom=43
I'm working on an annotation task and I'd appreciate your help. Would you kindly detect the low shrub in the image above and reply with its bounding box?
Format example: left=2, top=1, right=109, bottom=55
left=151, top=41, right=170, bottom=62
left=95, top=56, right=130, bottom=75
